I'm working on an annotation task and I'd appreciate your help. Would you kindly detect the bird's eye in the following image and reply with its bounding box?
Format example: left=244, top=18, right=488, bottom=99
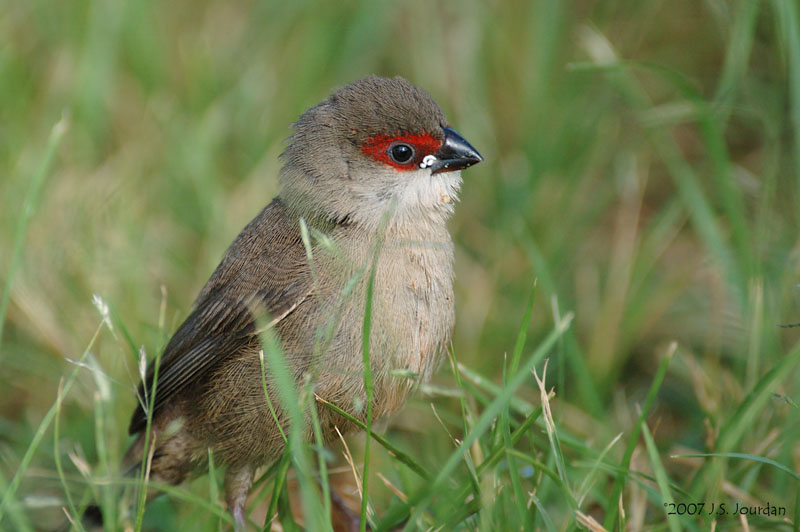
left=388, top=143, right=414, bottom=164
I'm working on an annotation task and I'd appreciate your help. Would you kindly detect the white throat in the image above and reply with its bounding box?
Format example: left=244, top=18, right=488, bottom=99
left=279, top=164, right=462, bottom=235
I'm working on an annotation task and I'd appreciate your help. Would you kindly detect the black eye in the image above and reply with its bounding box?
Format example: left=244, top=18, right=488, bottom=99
left=388, top=143, right=414, bottom=164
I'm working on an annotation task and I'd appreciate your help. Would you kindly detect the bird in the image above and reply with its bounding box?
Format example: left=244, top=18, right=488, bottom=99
left=124, top=75, right=482, bottom=530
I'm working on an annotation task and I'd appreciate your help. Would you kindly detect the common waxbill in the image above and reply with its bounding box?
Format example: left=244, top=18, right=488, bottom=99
left=126, top=75, right=482, bottom=529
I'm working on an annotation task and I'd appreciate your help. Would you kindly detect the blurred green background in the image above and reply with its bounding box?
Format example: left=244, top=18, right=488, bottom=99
left=2, top=0, right=800, bottom=530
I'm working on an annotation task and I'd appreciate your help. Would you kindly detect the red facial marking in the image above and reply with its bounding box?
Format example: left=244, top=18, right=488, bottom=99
left=361, top=132, right=442, bottom=170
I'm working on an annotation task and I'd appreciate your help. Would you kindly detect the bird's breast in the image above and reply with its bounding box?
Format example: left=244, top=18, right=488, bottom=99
left=304, top=226, right=456, bottom=420
left=373, top=236, right=455, bottom=376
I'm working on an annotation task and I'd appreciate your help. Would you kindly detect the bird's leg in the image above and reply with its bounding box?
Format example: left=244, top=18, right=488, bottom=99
left=225, top=464, right=255, bottom=531
left=329, top=488, right=365, bottom=532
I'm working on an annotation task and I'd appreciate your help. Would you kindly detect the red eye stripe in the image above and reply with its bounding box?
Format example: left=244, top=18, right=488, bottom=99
left=361, top=132, right=442, bottom=170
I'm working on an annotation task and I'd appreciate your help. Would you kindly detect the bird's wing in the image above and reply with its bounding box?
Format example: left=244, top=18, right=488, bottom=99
left=128, top=199, right=311, bottom=434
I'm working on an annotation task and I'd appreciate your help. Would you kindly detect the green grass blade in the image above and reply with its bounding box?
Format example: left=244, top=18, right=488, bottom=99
left=93, top=391, right=114, bottom=531
left=359, top=242, right=378, bottom=532
left=501, top=348, right=532, bottom=532
left=576, top=433, right=622, bottom=506
left=258, top=350, right=287, bottom=444
left=641, top=420, right=681, bottom=532
left=509, top=280, right=537, bottom=375
left=603, top=341, right=675, bottom=530
left=533, top=362, right=572, bottom=507
left=0, top=469, right=32, bottom=532
left=259, top=327, right=329, bottom=532
left=54, top=378, right=85, bottom=532
left=134, top=338, right=165, bottom=531
left=207, top=449, right=220, bottom=530
left=771, top=0, right=800, bottom=188
left=713, top=0, right=760, bottom=125
left=445, top=347, right=482, bottom=498
left=265, top=451, right=292, bottom=530
left=529, top=492, right=557, bottom=532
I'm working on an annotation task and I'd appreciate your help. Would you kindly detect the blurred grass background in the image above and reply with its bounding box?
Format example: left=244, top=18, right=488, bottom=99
left=2, top=0, right=800, bottom=530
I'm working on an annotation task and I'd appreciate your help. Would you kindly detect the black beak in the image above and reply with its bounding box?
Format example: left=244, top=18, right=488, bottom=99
left=428, top=127, right=483, bottom=174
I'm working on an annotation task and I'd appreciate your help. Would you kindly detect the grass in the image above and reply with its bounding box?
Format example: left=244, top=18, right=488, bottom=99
left=1, top=0, right=800, bottom=530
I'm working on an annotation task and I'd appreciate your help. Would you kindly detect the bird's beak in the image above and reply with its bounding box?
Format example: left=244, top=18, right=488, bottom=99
left=425, top=127, right=483, bottom=174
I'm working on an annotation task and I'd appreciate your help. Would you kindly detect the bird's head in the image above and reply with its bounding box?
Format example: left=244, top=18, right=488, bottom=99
left=280, top=76, right=482, bottom=229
